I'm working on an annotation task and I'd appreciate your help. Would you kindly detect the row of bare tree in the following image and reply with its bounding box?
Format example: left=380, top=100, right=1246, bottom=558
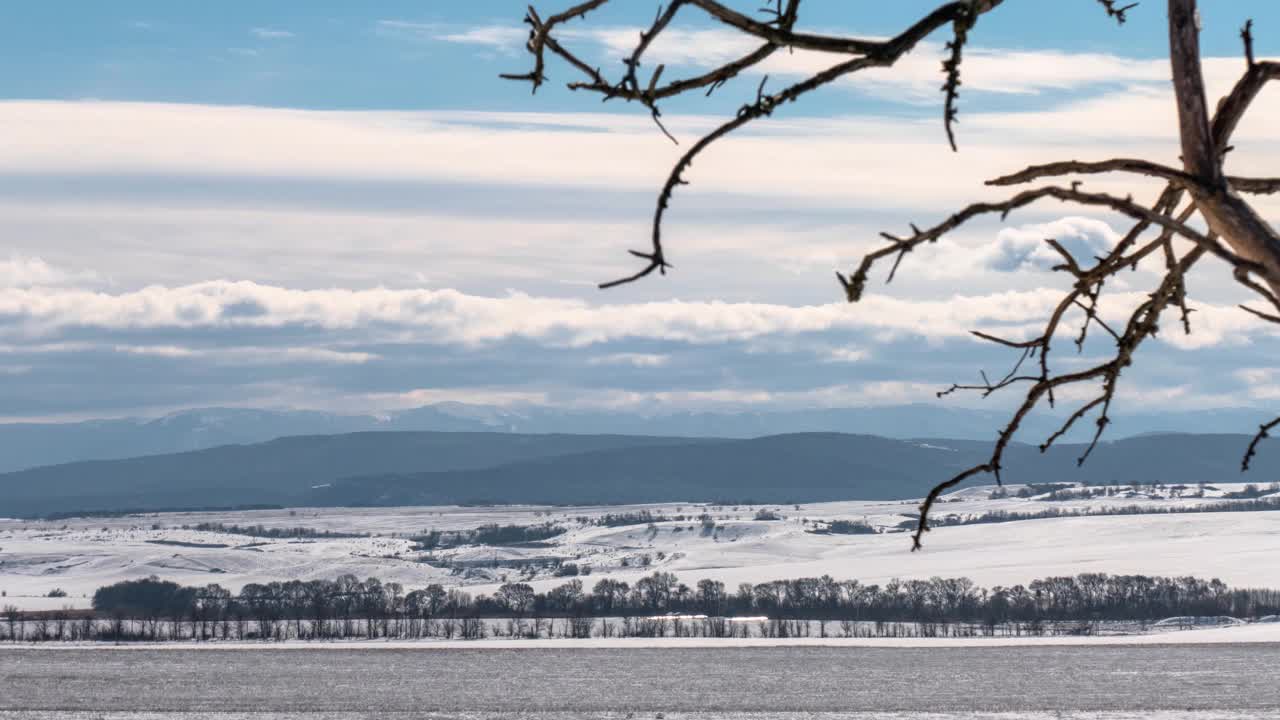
left=2, top=570, right=1272, bottom=642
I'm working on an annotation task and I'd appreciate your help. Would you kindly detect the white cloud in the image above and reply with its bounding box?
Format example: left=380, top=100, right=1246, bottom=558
left=588, top=353, right=671, bottom=368
left=112, top=344, right=197, bottom=358
left=377, top=21, right=526, bottom=52
left=362, top=387, right=550, bottom=409
left=250, top=27, right=294, bottom=39
left=1236, top=367, right=1275, bottom=385
left=436, top=26, right=527, bottom=51
left=1, top=279, right=1269, bottom=352
left=0, top=255, right=96, bottom=288
left=556, top=381, right=949, bottom=411
left=1234, top=369, right=1280, bottom=401
left=296, top=383, right=955, bottom=415
left=0, top=279, right=1054, bottom=345
left=0, top=341, right=94, bottom=355
left=1152, top=299, right=1274, bottom=350
left=569, top=26, right=759, bottom=68
left=4, top=98, right=1273, bottom=226
left=114, top=344, right=376, bottom=365
left=6, top=33, right=1279, bottom=423
left=823, top=347, right=869, bottom=364
left=0, top=200, right=1222, bottom=316
left=376, top=20, right=431, bottom=32
left=980, top=217, right=1123, bottom=273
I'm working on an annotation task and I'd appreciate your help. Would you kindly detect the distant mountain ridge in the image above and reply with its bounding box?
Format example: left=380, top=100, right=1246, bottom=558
left=0, top=431, right=720, bottom=517
left=1, top=430, right=1276, bottom=518
left=1, top=403, right=1274, bottom=473
left=311, top=432, right=1280, bottom=508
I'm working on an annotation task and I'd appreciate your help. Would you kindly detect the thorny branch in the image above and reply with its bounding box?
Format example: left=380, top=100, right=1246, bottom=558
left=506, top=0, right=1002, bottom=289
left=1097, top=0, right=1139, bottom=25
left=507, top=0, right=1280, bottom=548
left=1244, top=416, right=1280, bottom=471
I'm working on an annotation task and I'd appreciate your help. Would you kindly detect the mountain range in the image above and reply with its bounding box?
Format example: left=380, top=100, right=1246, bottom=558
left=2, top=429, right=1276, bottom=518
left=1, top=402, right=1275, bottom=474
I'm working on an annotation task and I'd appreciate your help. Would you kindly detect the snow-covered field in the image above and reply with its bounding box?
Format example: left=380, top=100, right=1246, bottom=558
left=6, top=642, right=1280, bottom=717
left=2, top=481, right=1278, bottom=611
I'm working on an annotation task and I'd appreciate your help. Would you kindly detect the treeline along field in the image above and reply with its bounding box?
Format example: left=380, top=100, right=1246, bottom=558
left=5, top=572, right=1280, bottom=643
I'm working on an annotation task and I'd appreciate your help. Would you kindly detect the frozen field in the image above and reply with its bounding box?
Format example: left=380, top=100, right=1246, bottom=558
left=3, top=644, right=1280, bottom=717
left=2, top=482, right=1279, bottom=610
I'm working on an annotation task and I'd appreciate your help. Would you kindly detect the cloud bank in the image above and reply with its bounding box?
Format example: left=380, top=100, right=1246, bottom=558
left=3, top=28, right=1279, bottom=421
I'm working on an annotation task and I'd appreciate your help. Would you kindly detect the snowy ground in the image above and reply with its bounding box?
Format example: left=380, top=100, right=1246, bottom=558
left=2, top=481, right=1278, bottom=610
left=8, top=643, right=1280, bottom=717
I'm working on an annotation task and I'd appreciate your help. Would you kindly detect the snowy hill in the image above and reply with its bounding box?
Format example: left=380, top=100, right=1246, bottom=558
left=3, top=482, right=1279, bottom=611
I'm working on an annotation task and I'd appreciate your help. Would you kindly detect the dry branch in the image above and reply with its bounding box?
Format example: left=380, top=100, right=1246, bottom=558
left=507, top=0, right=1280, bottom=548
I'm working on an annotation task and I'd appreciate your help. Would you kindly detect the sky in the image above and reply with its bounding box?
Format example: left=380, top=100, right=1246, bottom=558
left=1, top=0, right=1279, bottom=426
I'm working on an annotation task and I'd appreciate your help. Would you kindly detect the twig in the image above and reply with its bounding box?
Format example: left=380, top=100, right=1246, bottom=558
left=1097, top=0, right=1139, bottom=25
left=1243, top=416, right=1280, bottom=471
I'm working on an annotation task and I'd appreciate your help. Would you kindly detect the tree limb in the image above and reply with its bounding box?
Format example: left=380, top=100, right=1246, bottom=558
left=509, top=0, right=1280, bottom=549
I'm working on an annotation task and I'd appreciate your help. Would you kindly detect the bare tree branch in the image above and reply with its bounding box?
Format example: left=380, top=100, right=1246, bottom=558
left=911, top=239, right=1208, bottom=550
left=1097, top=0, right=1140, bottom=24
left=500, top=1, right=612, bottom=91
left=1244, top=416, right=1280, bottom=471
left=505, top=1, right=1007, bottom=288
left=838, top=182, right=1249, bottom=304
left=510, top=0, right=1280, bottom=549
left=989, top=158, right=1196, bottom=187
left=1169, top=2, right=1280, bottom=299
left=1239, top=303, right=1280, bottom=324
left=989, top=159, right=1280, bottom=196
left=941, top=5, right=978, bottom=151
left=855, top=5, right=1280, bottom=546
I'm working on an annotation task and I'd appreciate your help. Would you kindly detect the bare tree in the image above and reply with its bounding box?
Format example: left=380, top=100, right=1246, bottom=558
left=2, top=604, right=17, bottom=642
left=504, top=0, right=1280, bottom=547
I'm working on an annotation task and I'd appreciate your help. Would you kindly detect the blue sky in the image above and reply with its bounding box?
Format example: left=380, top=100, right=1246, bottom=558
left=6, top=1, right=1277, bottom=110
left=2, top=1, right=1279, bottom=429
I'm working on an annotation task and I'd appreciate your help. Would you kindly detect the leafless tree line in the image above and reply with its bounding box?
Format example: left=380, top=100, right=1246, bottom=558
left=4, top=570, right=1275, bottom=642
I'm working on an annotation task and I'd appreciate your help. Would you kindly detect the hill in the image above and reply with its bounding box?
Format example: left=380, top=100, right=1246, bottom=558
left=0, top=431, right=719, bottom=517
left=3, top=403, right=1274, bottom=473
left=2, top=430, right=1276, bottom=518
left=308, top=433, right=962, bottom=507
left=314, top=433, right=1280, bottom=507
